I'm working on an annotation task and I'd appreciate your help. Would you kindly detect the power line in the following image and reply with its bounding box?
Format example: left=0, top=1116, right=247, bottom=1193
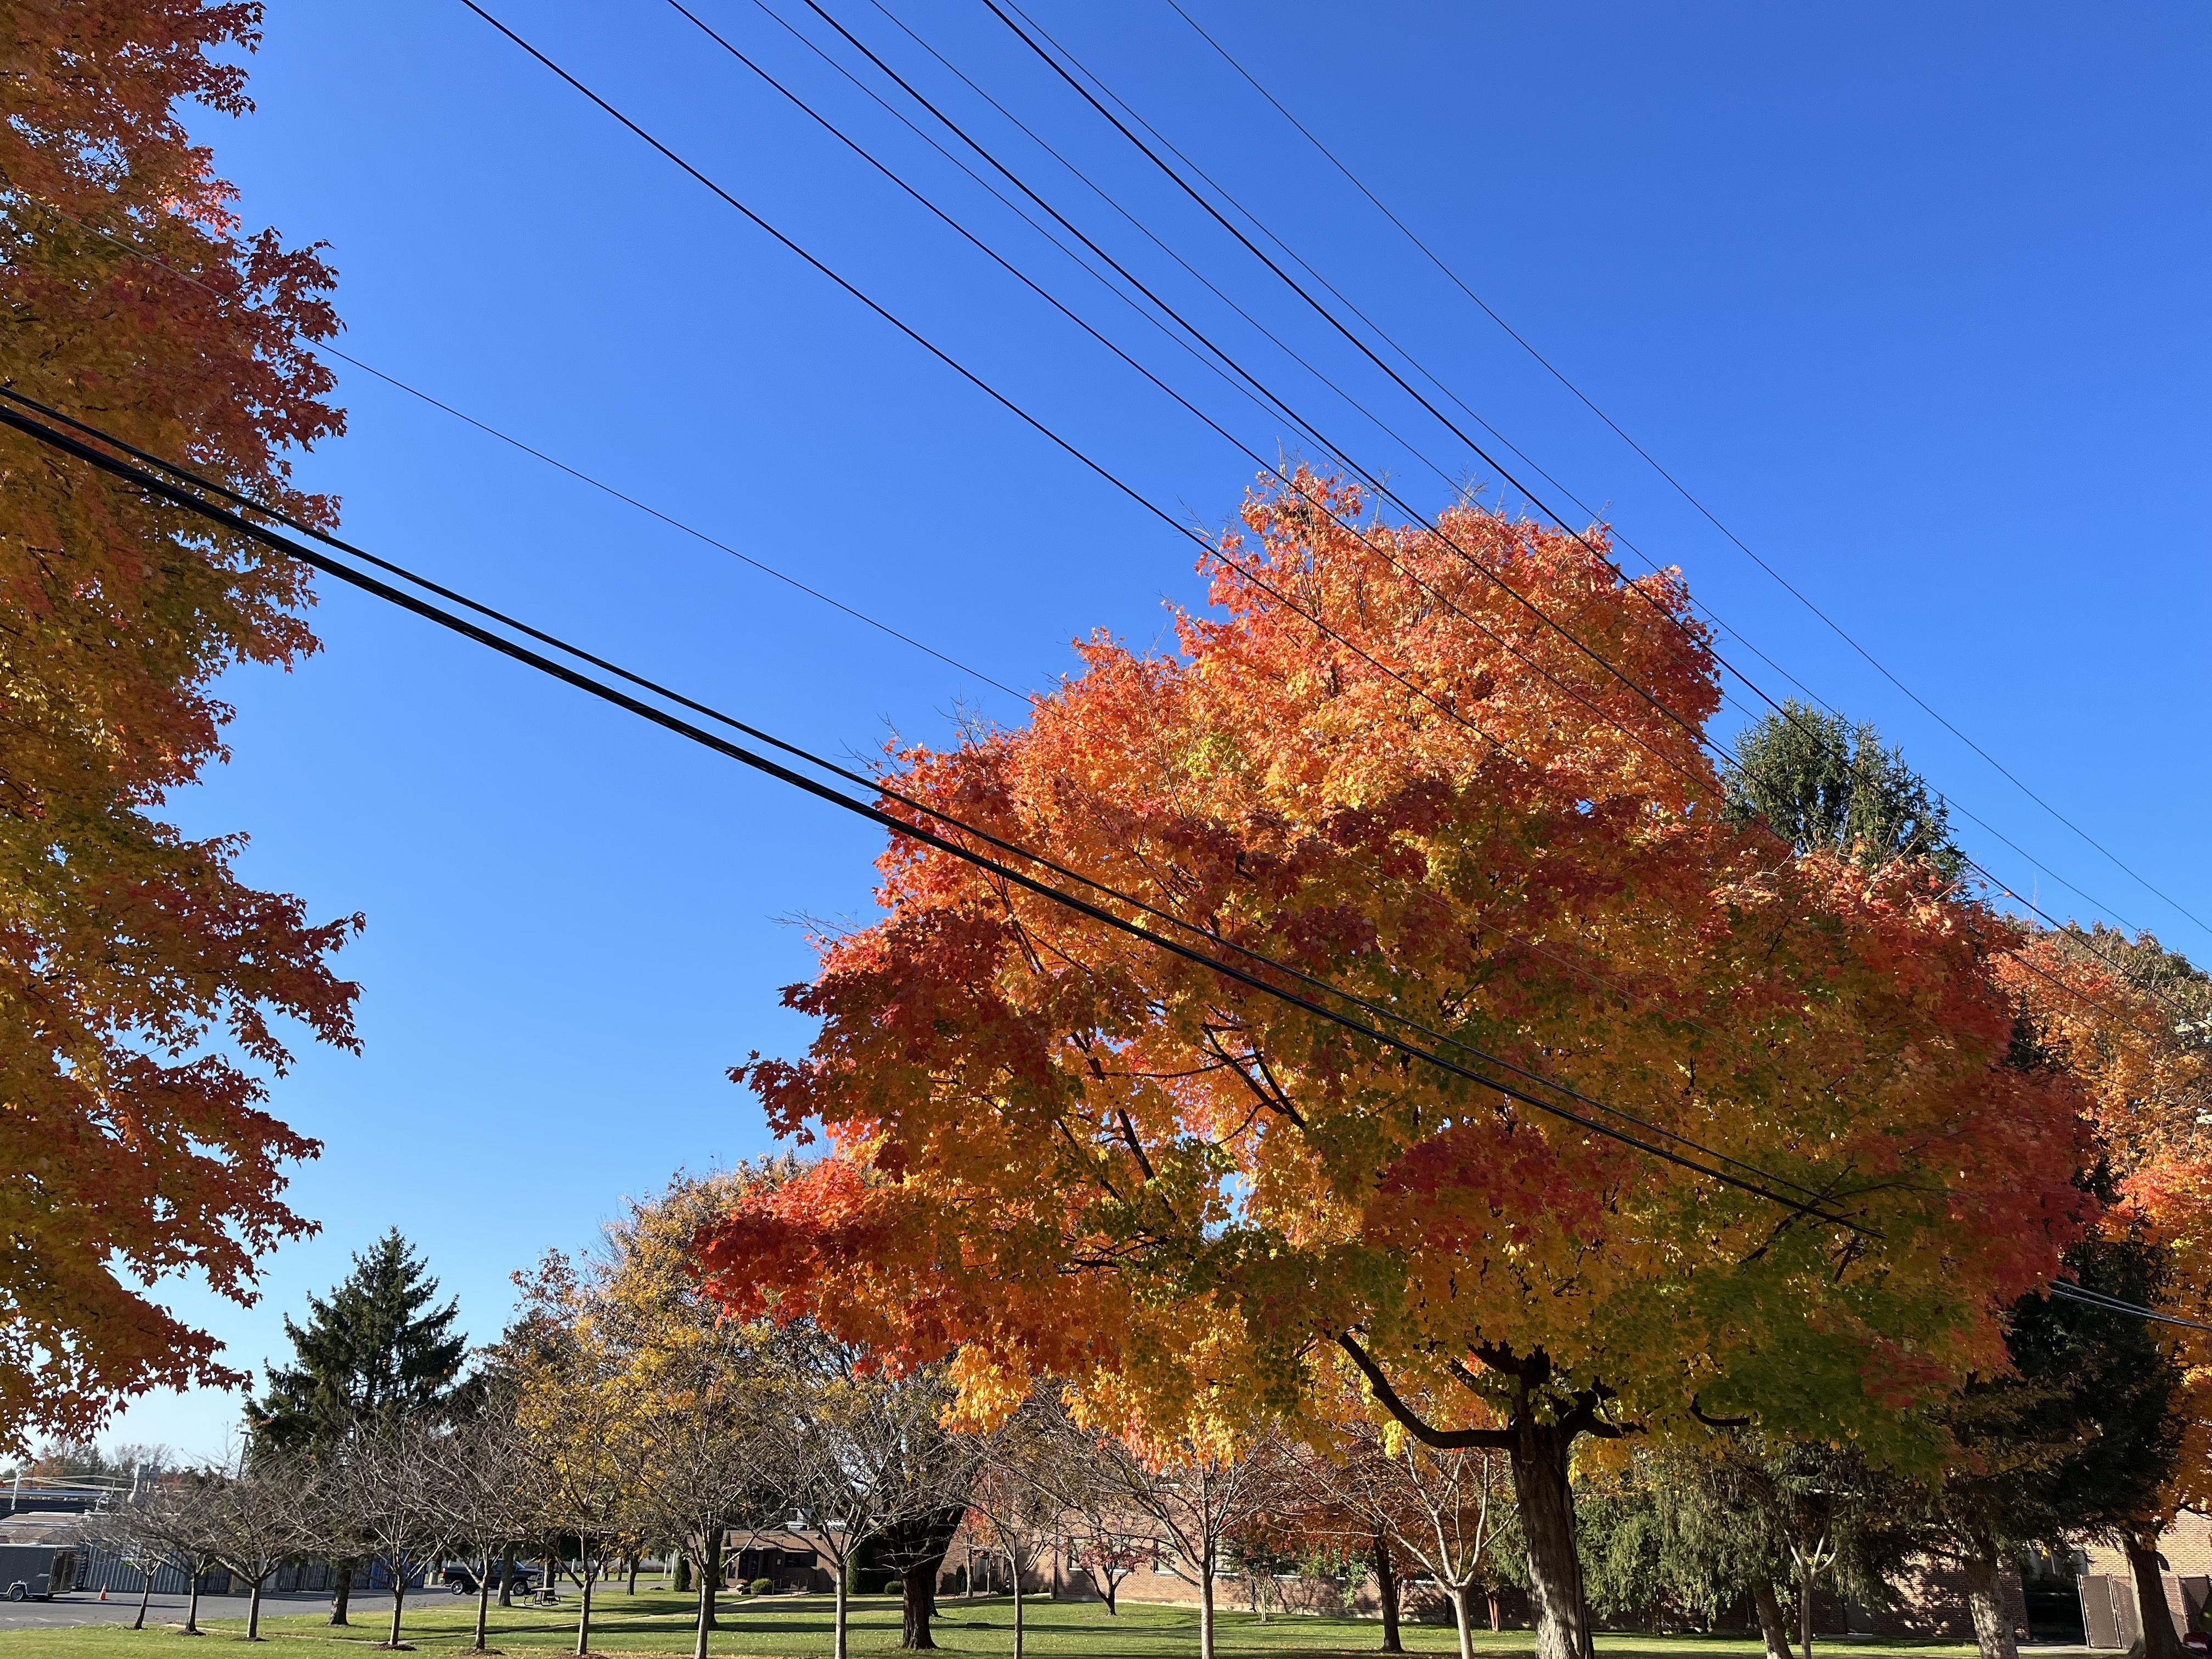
left=1, top=185, right=1032, bottom=703
left=1152, top=0, right=2210, bottom=949
left=945, top=0, right=2207, bottom=1032
left=0, top=390, right=1881, bottom=1238
left=462, top=0, right=2191, bottom=1048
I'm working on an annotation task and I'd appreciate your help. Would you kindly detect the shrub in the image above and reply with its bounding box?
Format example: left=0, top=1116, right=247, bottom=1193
left=749, top=1577, right=774, bottom=1596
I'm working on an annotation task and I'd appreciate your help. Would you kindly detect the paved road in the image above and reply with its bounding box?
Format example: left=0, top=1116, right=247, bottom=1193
left=0, top=1589, right=465, bottom=1630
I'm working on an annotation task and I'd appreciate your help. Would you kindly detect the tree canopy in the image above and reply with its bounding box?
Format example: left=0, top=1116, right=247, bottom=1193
left=0, top=0, right=358, bottom=1451
left=701, top=476, right=2089, bottom=1659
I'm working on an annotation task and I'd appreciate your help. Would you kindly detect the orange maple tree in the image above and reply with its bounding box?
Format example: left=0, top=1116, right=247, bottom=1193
left=0, top=0, right=359, bottom=1448
left=701, top=475, right=2089, bottom=1659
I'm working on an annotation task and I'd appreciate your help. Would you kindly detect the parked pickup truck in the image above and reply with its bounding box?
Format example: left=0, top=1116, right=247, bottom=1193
left=442, top=1565, right=539, bottom=1595
left=0, top=1545, right=76, bottom=1601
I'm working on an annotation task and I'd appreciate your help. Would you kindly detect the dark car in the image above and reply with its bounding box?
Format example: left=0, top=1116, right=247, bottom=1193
left=443, top=1565, right=538, bottom=1595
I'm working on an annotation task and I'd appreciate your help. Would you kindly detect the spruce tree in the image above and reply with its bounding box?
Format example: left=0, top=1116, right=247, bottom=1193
left=252, top=1231, right=467, bottom=1451
left=1726, top=701, right=1966, bottom=883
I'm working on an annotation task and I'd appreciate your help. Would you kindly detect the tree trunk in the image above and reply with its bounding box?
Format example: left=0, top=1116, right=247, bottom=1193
left=1506, top=1414, right=1593, bottom=1659
left=332, top=1566, right=352, bottom=1626
left=1198, top=1564, right=1216, bottom=1659
left=498, top=1553, right=516, bottom=1609
left=389, top=1576, right=407, bottom=1650
left=248, top=1579, right=264, bottom=1641
left=1488, top=1589, right=1504, bottom=1633
left=1799, top=1568, right=1814, bottom=1659
left=695, top=1557, right=715, bottom=1659
left=902, top=1557, right=939, bottom=1650
left=702, top=1531, right=722, bottom=1630
left=1372, top=1531, right=1403, bottom=1653
left=475, top=1550, right=494, bottom=1651
left=833, top=1567, right=850, bottom=1659
left=1752, top=1579, right=1793, bottom=1659
left=1961, top=1532, right=2017, bottom=1659
left=2127, top=1534, right=2184, bottom=1659
left=1101, top=1571, right=1118, bottom=1615
left=1010, top=1548, right=1025, bottom=1659
left=575, top=1550, right=595, bottom=1657
left=185, top=1574, right=202, bottom=1636
left=627, top=1556, right=639, bottom=1597
left=1449, top=1582, right=1479, bottom=1659
left=133, top=1565, right=154, bottom=1631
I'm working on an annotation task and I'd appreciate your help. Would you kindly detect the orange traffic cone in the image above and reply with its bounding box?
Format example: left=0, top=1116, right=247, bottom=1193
left=98, top=1589, right=108, bottom=1601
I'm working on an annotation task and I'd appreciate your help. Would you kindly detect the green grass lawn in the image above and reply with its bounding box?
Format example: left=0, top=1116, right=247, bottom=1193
left=0, top=1590, right=1983, bottom=1659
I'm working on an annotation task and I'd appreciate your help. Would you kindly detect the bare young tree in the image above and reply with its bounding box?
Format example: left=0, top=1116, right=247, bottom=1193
left=81, top=1487, right=170, bottom=1632
left=968, top=1408, right=1066, bottom=1659
left=326, top=1421, right=452, bottom=1651
left=777, top=1333, right=981, bottom=1659
left=1326, top=1418, right=1516, bottom=1659
left=135, top=1474, right=228, bottom=1637
left=197, top=1453, right=318, bottom=1640
left=1082, top=1426, right=1290, bottom=1659
left=431, top=1410, right=536, bottom=1654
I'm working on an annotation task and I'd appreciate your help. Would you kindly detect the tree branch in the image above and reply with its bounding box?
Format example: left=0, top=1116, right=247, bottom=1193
left=1335, top=1335, right=1514, bottom=1450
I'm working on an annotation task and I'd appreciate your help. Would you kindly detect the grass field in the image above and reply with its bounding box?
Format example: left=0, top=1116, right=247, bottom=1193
left=0, top=1590, right=1984, bottom=1659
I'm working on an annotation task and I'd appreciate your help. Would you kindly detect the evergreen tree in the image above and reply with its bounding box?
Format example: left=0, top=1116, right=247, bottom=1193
left=1726, top=701, right=1965, bottom=883
left=250, top=1231, right=467, bottom=1452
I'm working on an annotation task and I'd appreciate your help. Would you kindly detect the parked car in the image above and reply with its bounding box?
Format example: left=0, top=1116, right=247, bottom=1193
left=442, top=1564, right=538, bottom=1595
left=0, top=1545, right=77, bottom=1601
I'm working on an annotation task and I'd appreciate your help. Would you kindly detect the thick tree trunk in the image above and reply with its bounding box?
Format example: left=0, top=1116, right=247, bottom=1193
left=627, top=1556, right=639, bottom=1597
left=674, top=1553, right=692, bottom=1595
left=833, top=1566, right=850, bottom=1659
left=1372, top=1531, right=1403, bottom=1653
left=901, top=1558, right=939, bottom=1650
left=2127, top=1535, right=2184, bottom=1659
left=498, top=1554, right=516, bottom=1609
left=1799, top=1570, right=1814, bottom=1659
left=1506, top=1414, right=1593, bottom=1659
left=1752, top=1579, right=1793, bottom=1659
left=332, top=1566, right=352, bottom=1626
left=1449, top=1582, right=1479, bottom=1659
left=1961, top=1533, right=2017, bottom=1659
left=695, top=1561, right=715, bottom=1659
left=1198, top=1565, right=1216, bottom=1659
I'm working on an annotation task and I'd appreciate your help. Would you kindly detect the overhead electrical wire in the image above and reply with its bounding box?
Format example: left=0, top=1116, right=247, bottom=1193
left=1156, top=0, right=2209, bottom=946
left=697, top=0, right=2198, bottom=1041
left=904, top=0, right=2202, bottom=1030
left=459, top=0, right=2188, bottom=1047
left=985, top=0, right=2174, bottom=950
left=0, top=388, right=1880, bottom=1238
left=0, top=187, right=1031, bottom=703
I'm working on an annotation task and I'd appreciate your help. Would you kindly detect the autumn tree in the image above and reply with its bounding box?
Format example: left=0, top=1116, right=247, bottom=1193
left=703, top=475, right=2091, bottom=1659
left=0, top=0, right=362, bottom=1454
left=597, top=1172, right=792, bottom=1659
left=1319, top=1392, right=1516, bottom=1659
left=1997, top=927, right=2212, bottom=1659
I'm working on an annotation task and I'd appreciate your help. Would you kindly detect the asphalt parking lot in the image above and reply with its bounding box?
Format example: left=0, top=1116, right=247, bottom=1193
left=0, top=1589, right=340, bottom=1630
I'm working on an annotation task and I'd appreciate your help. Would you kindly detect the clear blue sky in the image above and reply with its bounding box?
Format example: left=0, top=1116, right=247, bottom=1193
left=108, top=0, right=2208, bottom=1455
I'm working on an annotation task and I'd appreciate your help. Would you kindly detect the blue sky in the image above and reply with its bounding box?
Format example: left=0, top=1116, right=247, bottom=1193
left=106, top=0, right=2207, bottom=1455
